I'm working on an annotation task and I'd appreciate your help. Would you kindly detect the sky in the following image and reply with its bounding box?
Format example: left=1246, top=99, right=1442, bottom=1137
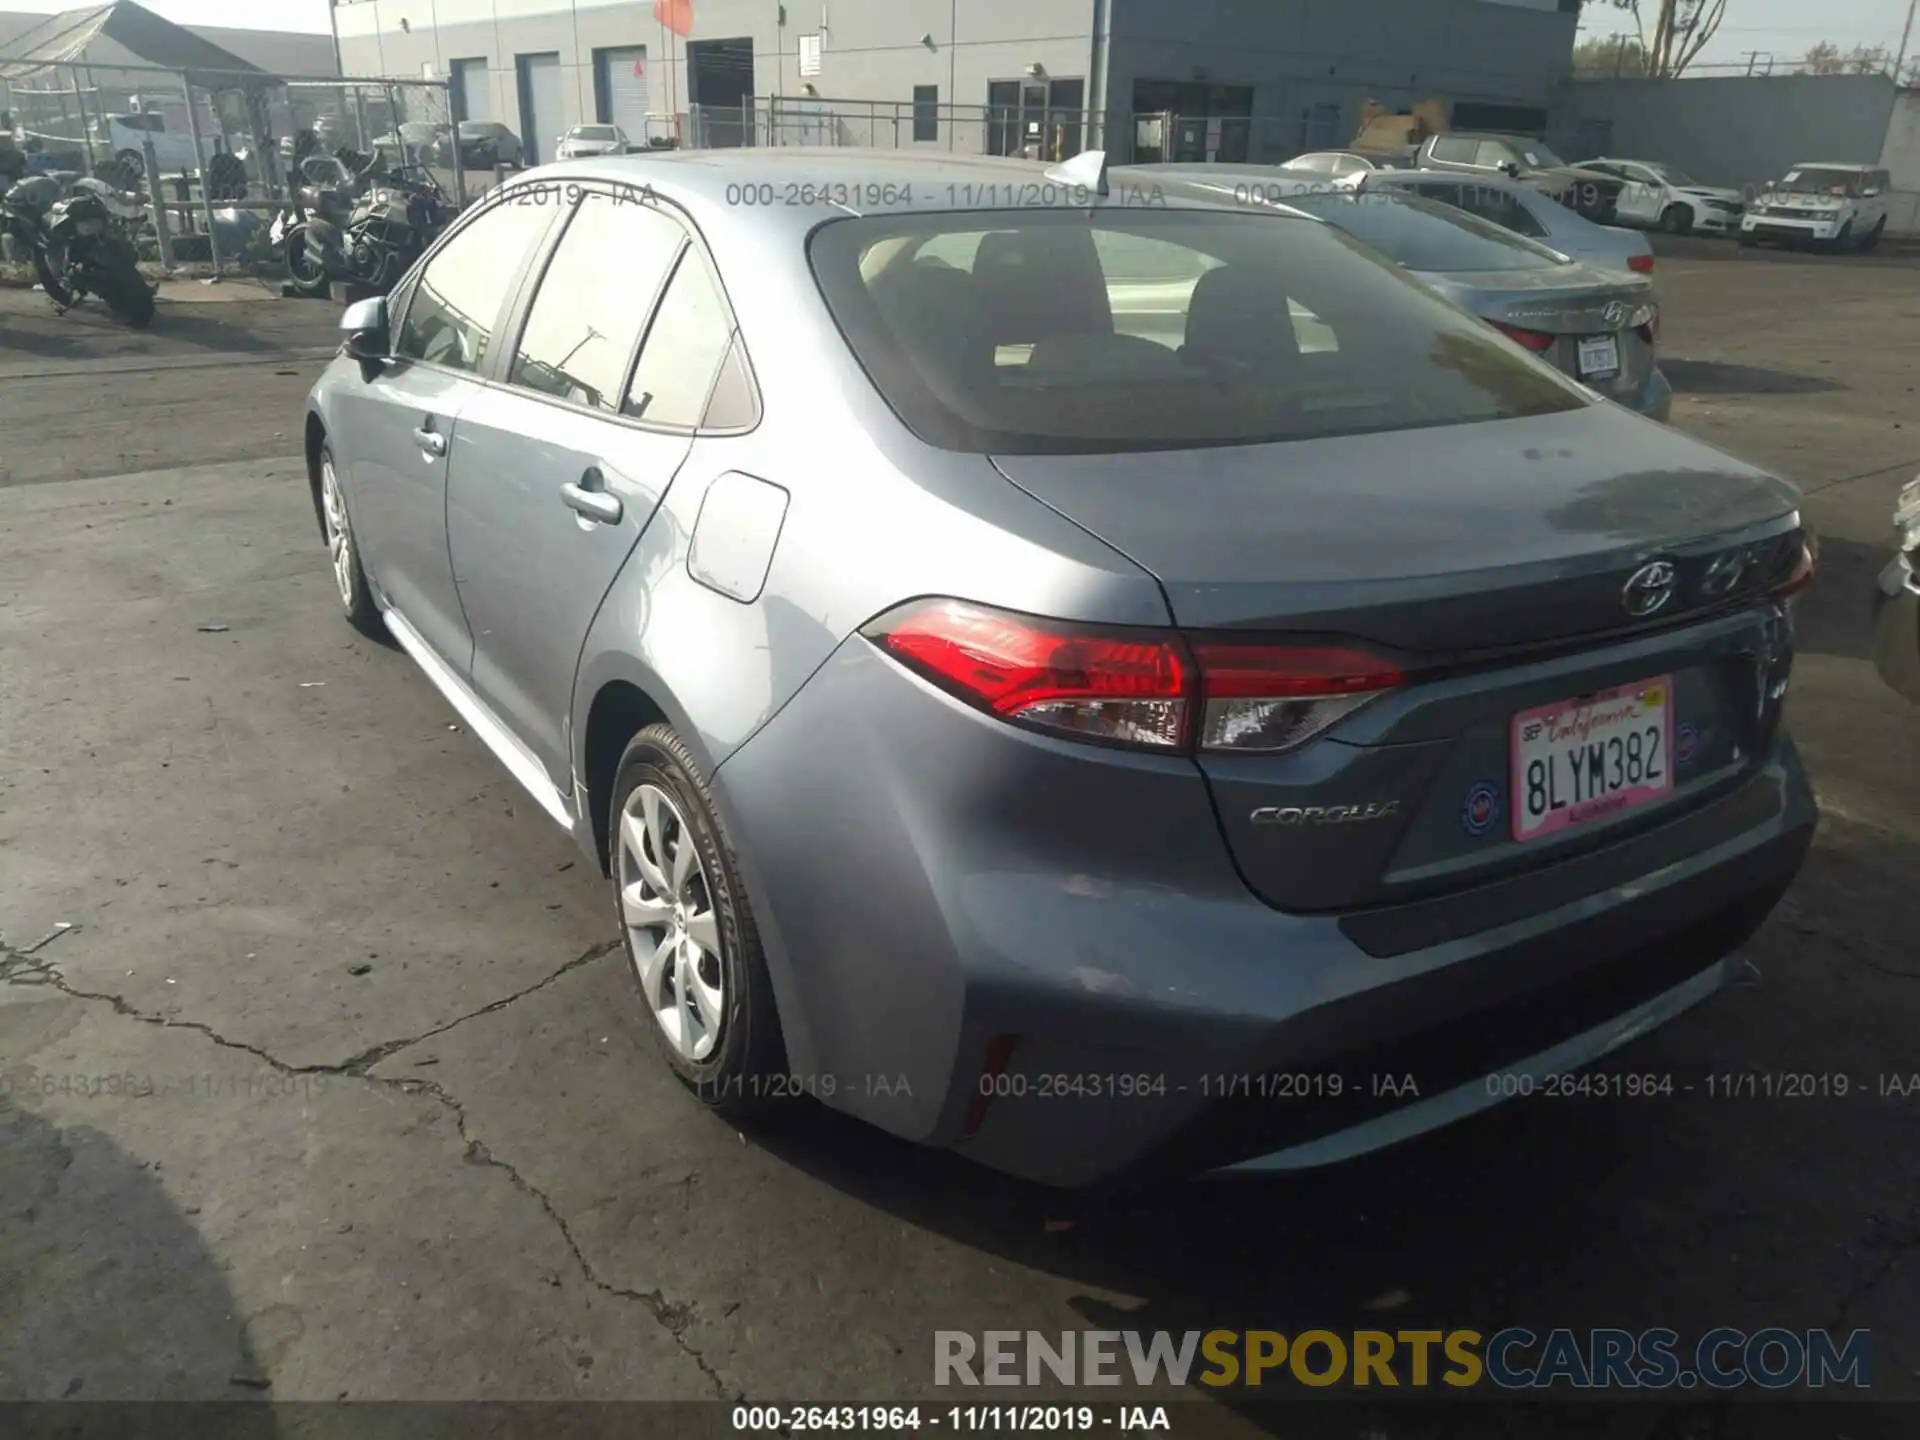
left=1577, top=0, right=1918, bottom=72
left=1, top=0, right=1913, bottom=67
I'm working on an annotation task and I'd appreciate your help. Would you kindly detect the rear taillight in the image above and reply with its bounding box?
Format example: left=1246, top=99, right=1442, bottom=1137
left=1774, top=536, right=1816, bottom=598
left=864, top=600, right=1403, bottom=755
left=1190, top=642, right=1403, bottom=753
left=1628, top=253, right=1654, bottom=274
left=865, top=598, right=1191, bottom=749
left=1492, top=321, right=1556, bottom=353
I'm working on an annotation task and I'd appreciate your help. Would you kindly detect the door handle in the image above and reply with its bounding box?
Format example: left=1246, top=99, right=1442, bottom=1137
left=561, top=478, right=622, bottom=524
left=412, top=425, right=446, bottom=457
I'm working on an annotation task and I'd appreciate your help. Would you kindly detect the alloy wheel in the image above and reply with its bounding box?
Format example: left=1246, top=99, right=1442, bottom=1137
left=319, top=457, right=356, bottom=608
left=617, top=782, right=725, bottom=1062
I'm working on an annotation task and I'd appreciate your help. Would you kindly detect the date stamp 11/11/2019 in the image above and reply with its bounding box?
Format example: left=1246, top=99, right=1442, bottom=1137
left=1, top=1070, right=329, bottom=1101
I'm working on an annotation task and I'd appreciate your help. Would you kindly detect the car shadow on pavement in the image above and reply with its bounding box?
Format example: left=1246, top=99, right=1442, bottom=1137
left=0, top=1097, right=278, bottom=1430
left=1661, top=360, right=1845, bottom=397
left=1792, top=536, right=1885, bottom=664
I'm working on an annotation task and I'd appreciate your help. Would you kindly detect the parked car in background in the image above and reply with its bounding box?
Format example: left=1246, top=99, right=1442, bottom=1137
left=1362, top=169, right=1655, bottom=278
left=303, top=147, right=1813, bottom=1187
left=372, top=122, right=450, bottom=166
left=103, top=111, right=205, bottom=174
left=449, top=121, right=524, bottom=170
left=1741, top=164, right=1890, bottom=252
left=1583, top=158, right=1745, bottom=235
left=1416, top=132, right=1625, bottom=222
left=1285, top=150, right=1387, bottom=182
left=557, top=124, right=630, bottom=160
left=1873, top=474, right=1920, bottom=703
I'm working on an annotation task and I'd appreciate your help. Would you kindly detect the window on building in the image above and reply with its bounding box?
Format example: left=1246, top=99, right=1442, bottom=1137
left=1300, top=103, right=1341, bottom=152
left=509, top=192, right=686, bottom=411
left=913, top=85, right=938, bottom=142
left=395, top=197, right=554, bottom=372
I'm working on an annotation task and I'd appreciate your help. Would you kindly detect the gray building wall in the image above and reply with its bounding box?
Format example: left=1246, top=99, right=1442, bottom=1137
left=1548, top=73, right=1900, bottom=195
left=1111, top=0, right=1579, bottom=159
left=334, top=0, right=1576, bottom=157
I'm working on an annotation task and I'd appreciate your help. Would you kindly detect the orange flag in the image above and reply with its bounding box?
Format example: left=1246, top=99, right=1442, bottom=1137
left=653, top=0, right=693, bottom=37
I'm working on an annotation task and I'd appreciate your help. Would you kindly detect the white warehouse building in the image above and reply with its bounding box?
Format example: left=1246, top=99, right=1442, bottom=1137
left=332, top=0, right=1584, bottom=167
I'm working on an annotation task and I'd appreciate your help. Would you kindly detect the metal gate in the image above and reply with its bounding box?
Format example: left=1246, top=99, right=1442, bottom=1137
left=517, top=51, right=562, bottom=164
left=598, top=46, right=649, bottom=136
left=451, top=58, right=492, bottom=124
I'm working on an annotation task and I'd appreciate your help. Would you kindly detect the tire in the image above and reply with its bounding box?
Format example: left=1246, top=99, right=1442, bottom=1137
left=94, top=156, right=143, bottom=192
left=114, top=148, right=143, bottom=173
left=1829, top=221, right=1853, bottom=254
left=283, top=223, right=332, bottom=297
left=1660, top=203, right=1693, bottom=235
left=91, top=251, right=154, bottom=328
left=30, top=246, right=72, bottom=307
left=609, top=724, right=788, bottom=1117
left=313, top=440, right=382, bottom=637
left=204, top=151, right=247, bottom=202
left=1860, top=217, right=1885, bottom=254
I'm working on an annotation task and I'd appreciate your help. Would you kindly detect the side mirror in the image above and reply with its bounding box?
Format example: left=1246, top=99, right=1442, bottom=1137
left=340, top=294, right=389, bottom=360
left=1501, top=161, right=1521, bottom=178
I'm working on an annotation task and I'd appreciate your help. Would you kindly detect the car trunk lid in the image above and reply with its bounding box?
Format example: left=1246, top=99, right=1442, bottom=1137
left=1423, top=267, right=1657, bottom=402
left=991, top=406, right=1805, bottom=911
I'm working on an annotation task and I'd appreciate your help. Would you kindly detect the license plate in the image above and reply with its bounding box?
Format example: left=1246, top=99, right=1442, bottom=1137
left=1577, top=334, right=1620, bottom=379
left=1511, top=677, right=1673, bottom=841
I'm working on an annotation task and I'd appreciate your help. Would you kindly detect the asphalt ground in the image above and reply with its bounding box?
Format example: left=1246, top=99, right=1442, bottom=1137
left=2, top=241, right=1919, bottom=1436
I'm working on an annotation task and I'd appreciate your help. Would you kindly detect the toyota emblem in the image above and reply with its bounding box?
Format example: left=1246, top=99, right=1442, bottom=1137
left=1602, top=300, right=1630, bottom=327
left=1623, top=560, right=1678, bottom=617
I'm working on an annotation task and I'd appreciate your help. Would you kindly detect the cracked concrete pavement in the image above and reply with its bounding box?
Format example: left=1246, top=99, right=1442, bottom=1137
left=3, top=250, right=1920, bottom=1426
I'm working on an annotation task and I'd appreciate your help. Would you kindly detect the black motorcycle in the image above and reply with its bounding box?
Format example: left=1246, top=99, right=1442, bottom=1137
left=2, top=173, right=153, bottom=327
left=272, top=151, right=448, bottom=298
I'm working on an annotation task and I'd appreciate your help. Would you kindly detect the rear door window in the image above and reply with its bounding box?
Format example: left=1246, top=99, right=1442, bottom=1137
left=508, top=191, right=685, bottom=411
left=1428, top=136, right=1478, bottom=164
left=624, top=247, right=737, bottom=426
left=809, top=207, right=1583, bottom=455
left=1473, top=140, right=1516, bottom=168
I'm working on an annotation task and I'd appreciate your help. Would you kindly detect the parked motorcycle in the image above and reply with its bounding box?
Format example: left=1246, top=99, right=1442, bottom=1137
left=271, top=152, right=448, bottom=298
left=2, top=173, right=154, bottom=327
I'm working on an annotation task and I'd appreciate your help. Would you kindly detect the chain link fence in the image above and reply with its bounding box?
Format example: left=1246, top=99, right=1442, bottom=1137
left=3, top=58, right=469, bottom=274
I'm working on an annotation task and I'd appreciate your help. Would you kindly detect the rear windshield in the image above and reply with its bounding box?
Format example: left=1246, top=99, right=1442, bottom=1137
left=1271, top=191, right=1568, bottom=272
left=808, top=208, right=1585, bottom=455
left=573, top=126, right=617, bottom=140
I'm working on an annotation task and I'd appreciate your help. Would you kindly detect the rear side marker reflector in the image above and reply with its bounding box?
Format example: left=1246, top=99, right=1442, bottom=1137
left=962, top=1035, right=1020, bottom=1138
left=863, top=598, right=1404, bottom=756
left=1628, top=253, right=1654, bottom=273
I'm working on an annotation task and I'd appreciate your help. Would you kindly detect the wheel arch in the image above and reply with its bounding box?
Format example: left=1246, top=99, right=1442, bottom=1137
left=580, top=677, right=672, bottom=876
left=303, top=408, right=330, bottom=537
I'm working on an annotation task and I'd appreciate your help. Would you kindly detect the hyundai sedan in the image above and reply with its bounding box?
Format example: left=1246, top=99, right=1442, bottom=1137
left=302, top=149, right=1816, bottom=1188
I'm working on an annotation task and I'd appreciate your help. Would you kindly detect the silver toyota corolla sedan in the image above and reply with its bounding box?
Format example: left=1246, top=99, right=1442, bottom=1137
left=303, top=148, right=1815, bottom=1188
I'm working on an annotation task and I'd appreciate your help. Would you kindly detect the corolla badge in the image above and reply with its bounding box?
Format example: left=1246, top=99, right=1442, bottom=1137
left=1250, top=801, right=1401, bottom=826
left=1602, top=300, right=1630, bottom=327
left=1622, top=559, right=1678, bottom=618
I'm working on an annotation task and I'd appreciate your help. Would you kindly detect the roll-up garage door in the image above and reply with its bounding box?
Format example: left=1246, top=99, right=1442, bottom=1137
left=451, top=58, right=492, bottom=124
left=600, top=47, right=650, bottom=137
left=518, top=52, right=563, bottom=165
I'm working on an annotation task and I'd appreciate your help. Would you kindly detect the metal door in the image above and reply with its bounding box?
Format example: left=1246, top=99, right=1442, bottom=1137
left=601, top=46, right=650, bottom=136
left=518, top=52, right=563, bottom=165
left=451, top=58, right=492, bottom=125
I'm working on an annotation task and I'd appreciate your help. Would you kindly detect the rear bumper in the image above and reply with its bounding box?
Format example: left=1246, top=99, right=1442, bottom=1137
left=716, top=637, right=1817, bottom=1188
left=1740, top=216, right=1849, bottom=244
left=1873, top=552, right=1920, bottom=703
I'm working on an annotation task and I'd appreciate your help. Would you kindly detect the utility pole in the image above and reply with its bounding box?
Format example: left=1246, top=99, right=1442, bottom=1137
left=1896, top=0, right=1918, bottom=83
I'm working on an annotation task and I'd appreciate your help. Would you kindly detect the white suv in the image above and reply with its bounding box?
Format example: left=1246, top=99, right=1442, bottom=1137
left=1741, top=163, right=1891, bottom=252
